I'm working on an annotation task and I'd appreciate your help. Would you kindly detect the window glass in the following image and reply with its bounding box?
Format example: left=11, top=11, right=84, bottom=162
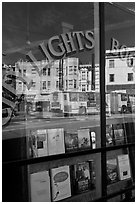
left=105, top=2, right=135, bottom=201
left=2, top=2, right=134, bottom=202
left=2, top=2, right=102, bottom=202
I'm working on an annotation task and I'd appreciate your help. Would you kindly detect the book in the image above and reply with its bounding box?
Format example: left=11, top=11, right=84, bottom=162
left=36, top=129, right=48, bottom=157
left=47, top=128, right=65, bottom=155
left=30, top=171, right=51, bottom=202
left=90, top=131, right=96, bottom=149
left=29, top=129, right=48, bottom=158
left=117, top=154, right=131, bottom=180
left=29, top=130, right=37, bottom=157
left=72, top=161, right=95, bottom=194
left=78, top=129, right=91, bottom=150
left=106, top=125, right=113, bottom=146
left=107, top=159, right=119, bottom=185
left=50, top=165, right=71, bottom=201
left=113, top=124, right=125, bottom=145
left=65, top=131, right=78, bottom=152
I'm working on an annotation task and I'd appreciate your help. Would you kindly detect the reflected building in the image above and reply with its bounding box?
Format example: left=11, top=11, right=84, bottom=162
left=105, top=47, right=135, bottom=94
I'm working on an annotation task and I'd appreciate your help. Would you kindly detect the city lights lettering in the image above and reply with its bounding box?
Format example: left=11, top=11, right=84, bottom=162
left=2, top=71, right=33, bottom=126
left=111, top=38, right=134, bottom=67
left=39, top=30, right=94, bottom=61
left=3, top=30, right=94, bottom=126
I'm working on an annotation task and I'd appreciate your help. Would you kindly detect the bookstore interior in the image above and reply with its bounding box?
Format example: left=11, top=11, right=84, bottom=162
left=2, top=2, right=135, bottom=202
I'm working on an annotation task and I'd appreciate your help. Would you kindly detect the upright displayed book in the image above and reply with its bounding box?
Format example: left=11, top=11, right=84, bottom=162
left=113, top=124, right=125, bottom=145
left=65, top=131, right=78, bottom=152
left=36, top=129, right=48, bottom=157
left=107, top=158, right=119, bottom=185
left=29, top=129, right=48, bottom=158
left=90, top=131, right=96, bottom=149
left=78, top=129, right=91, bottom=150
left=106, top=125, right=113, bottom=146
left=47, top=128, right=65, bottom=155
left=71, top=161, right=95, bottom=194
left=50, top=165, right=71, bottom=201
left=30, top=170, right=51, bottom=202
left=117, top=154, right=131, bottom=180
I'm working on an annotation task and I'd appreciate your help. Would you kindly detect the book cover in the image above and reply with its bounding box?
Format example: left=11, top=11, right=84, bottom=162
left=47, top=128, right=65, bottom=156
left=78, top=129, right=91, bottom=150
left=90, top=131, right=96, bottom=149
left=113, top=124, right=125, bottom=145
left=36, top=129, right=48, bottom=157
left=106, top=125, right=113, bottom=146
left=107, top=159, right=119, bottom=185
left=65, top=131, right=78, bottom=152
left=30, top=171, right=51, bottom=202
left=50, top=165, right=71, bottom=201
left=29, top=129, right=48, bottom=157
left=72, top=161, right=94, bottom=194
left=117, top=154, right=131, bottom=180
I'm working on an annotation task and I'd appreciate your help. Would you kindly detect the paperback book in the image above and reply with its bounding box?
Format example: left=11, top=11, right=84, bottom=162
left=117, top=154, right=131, bottom=180
left=90, top=131, right=96, bottom=149
left=47, top=128, right=65, bottom=155
left=65, top=131, right=78, bottom=152
left=29, top=129, right=48, bottom=158
left=50, top=165, right=71, bottom=201
left=36, top=129, right=48, bottom=157
left=113, top=124, right=125, bottom=145
left=71, top=161, right=95, bottom=194
left=107, top=158, right=119, bottom=185
left=106, top=125, right=114, bottom=146
left=78, top=129, right=91, bottom=150
left=30, top=171, right=51, bottom=202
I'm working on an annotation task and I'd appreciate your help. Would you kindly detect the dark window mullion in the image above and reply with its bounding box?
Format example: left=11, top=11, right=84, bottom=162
left=99, top=2, right=107, bottom=201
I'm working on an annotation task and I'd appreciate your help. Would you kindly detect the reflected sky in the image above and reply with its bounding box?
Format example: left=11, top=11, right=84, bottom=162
left=2, top=2, right=135, bottom=64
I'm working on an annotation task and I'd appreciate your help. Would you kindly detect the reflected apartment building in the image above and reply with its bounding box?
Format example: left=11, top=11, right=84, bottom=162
left=14, top=47, right=135, bottom=113
left=106, top=47, right=135, bottom=94
left=15, top=58, right=92, bottom=111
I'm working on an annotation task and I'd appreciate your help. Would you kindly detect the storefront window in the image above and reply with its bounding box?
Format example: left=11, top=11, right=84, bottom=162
left=2, top=2, right=135, bottom=202
left=105, top=2, right=135, bottom=201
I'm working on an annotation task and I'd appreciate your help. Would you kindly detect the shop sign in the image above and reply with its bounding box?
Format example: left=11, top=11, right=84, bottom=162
left=111, top=38, right=134, bottom=67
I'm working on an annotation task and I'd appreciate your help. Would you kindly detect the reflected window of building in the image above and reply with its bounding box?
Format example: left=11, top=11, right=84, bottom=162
left=127, top=58, right=134, bottom=67
left=48, top=68, right=50, bottom=76
left=42, top=81, right=46, bottom=90
left=48, top=81, right=51, bottom=88
left=43, top=68, right=46, bottom=76
left=32, top=68, right=36, bottom=74
left=74, top=79, right=77, bottom=89
left=109, top=74, right=114, bottom=82
left=82, top=84, right=86, bottom=91
left=109, top=60, right=115, bottom=68
left=23, top=69, right=26, bottom=76
left=128, top=73, right=133, bottom=81
left=56, top=81, right=59, bottom=88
